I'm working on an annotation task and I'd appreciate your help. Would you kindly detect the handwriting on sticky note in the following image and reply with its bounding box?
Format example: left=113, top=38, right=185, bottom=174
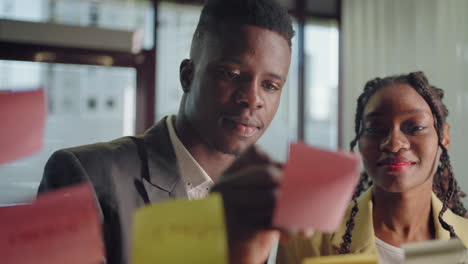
left=0, top=88, right=46, bottom=164
left=0, top=183, right=104, bottom=264
left=132, top=193, right=228, bottom=264
left=302, top=254, right=378, bottom=264
left=273, top=142, right=361, bottom=232
left=148, top=223, right=222, bottom=240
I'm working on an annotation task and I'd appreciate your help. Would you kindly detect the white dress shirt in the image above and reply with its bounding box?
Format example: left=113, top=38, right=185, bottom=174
left=166, top=116, right=214, bottom=200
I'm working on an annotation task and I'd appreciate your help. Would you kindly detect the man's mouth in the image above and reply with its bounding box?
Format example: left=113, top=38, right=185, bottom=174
left=222, top=117, right=261, bottom=138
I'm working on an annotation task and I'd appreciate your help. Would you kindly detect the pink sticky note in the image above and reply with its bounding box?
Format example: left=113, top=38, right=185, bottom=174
left=0, top=183, right=105, bottom=264
left=273, top=142, right=361, bottom=232
left=0, top=88, right=46, bottom=164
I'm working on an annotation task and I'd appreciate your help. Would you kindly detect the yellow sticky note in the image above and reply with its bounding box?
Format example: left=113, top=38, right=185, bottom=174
left=131, top=193, right=228, bottom=264
left=302, top=254, right=378, bottom=264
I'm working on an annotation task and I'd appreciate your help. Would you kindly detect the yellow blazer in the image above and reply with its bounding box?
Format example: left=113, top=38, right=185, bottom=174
left=277, top=188, right=468, bottom=264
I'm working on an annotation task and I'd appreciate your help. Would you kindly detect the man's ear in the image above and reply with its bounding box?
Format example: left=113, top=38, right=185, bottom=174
left=179, top=59, right=194, bottom=93
left=442, top=123, right=451, bottom=149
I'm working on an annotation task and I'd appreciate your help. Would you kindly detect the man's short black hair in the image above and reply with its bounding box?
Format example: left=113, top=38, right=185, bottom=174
left=190, top=0, right=295, bottom=58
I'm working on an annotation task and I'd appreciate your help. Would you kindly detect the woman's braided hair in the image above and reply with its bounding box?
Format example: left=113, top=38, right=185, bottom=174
left=338, top=71, right=467, bottom=254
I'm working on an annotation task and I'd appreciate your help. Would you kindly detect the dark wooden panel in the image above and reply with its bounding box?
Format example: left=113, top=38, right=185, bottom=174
left=0, top=41, right=137, bottom=67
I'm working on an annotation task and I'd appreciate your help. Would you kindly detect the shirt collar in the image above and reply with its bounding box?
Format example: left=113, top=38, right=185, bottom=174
left=166, top=115, right=213, bottom=190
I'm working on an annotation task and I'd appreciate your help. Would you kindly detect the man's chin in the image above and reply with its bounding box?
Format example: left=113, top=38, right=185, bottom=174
left=215, top=141, right=252, bottom=157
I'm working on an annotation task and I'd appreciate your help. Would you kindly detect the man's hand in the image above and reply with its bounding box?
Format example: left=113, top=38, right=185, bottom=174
left=211, top=146, right=282, bottom=264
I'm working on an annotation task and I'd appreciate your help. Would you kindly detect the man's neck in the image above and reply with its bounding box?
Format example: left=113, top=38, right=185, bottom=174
left=173, top=116, right=236, bottom=181
left=372, top=184, right=435, bottom=246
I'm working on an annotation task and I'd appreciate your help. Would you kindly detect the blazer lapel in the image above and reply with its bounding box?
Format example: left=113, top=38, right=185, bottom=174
left=330, top=188, right=468, bottom=254
left=430, top=192, right=468, bottom=247
left=140, top=117, right=188, bottom=203
left=330, top=188, right=376, bottom=254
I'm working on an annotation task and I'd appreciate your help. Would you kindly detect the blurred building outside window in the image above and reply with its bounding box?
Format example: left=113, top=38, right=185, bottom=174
left=0, top=0, right=152, bottom=204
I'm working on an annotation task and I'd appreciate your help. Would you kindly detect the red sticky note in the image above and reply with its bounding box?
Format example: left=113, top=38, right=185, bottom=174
left=0, top=183, right=105, bottom=264
left=273, top=142, right=361, bottom=232
left=0, top=88, right=46, bottom=164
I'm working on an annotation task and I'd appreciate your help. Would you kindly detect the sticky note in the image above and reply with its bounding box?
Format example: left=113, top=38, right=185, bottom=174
left=302, top=254, right=378, bottom=264
left=132, top=193, right=228, bottom=264
left=273, top=142, right=361, bottom=232
left=0, top=183, right=105, bottom=264
left=403, top=238, right=468, bottom=264
left=0, top=88, right=46, bottom=164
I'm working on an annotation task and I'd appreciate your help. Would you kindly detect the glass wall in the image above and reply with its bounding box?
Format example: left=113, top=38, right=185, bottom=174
left=304, top=19, right=339, bottom=150
left=0, top=61, right=136, bottom=204
left=0, top=0, right=145, bottom=204
left=0, top=0, right=154, bottom=49
left=0, top=0, right=341, bottom=203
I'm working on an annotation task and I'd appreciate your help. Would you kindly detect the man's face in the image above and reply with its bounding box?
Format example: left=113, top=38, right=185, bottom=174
left=181, top=24, right=291, bottom=155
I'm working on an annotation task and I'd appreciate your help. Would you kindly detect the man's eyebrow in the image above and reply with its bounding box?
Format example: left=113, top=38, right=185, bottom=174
left=364, top=109, right=429, bottom=119
left=218, top=58, right=243, bottom=65
left=266, top=73, right=286, bottom=81
left=215, top=58, right=286, bottom=81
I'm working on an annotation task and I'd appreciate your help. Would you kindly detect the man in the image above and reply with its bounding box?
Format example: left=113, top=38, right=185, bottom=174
left=38, top=0, right=294, bottom=263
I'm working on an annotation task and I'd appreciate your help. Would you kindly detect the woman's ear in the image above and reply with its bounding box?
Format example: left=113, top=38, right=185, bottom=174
left=179, top=59, right=194, bottom=93
left=442, top=123, right=451, bottom=149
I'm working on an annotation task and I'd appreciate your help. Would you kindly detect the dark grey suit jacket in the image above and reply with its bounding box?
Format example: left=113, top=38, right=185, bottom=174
left=38, top=118, right=188, bottom=264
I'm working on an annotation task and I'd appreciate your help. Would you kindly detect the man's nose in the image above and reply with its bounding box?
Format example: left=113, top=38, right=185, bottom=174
left=234, top=79, right=264, bottom=109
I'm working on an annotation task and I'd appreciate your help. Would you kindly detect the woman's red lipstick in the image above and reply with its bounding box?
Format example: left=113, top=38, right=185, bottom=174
left=377, top=157, right=416, bottom=172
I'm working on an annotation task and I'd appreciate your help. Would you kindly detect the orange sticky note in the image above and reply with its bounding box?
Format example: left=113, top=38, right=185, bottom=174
left=0, top=88, right=46, bottom=164
left=273, top=142, right=361, bottom=232
left=0, top=183, right=105, bottom=264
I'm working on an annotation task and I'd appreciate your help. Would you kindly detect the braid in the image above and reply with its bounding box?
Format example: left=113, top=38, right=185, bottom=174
left=338, top=172, right=372, bottom=254
left=408, top=72, right=467, bottom=220
left=349, top=78, right=382, bottom=151
left=437, top=147, right=457, bottom=237
left=340, top=71, right=467, bottom=253
left=339, top=79, right=381, bottom=254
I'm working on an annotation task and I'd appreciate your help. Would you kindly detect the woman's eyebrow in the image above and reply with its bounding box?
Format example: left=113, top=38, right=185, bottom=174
left=364, top=109, right=430, bottom=119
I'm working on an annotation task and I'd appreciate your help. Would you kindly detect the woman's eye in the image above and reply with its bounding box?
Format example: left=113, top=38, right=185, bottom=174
left=364, top=127, right=377, bottom=134
left=363, top=126, right=386, bottom=136
left=408, top=126, right=427, bottom=134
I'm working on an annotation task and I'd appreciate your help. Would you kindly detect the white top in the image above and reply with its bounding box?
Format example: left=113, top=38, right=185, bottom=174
left=375, top=236, right=405, bottom=264
left=166, top=115, right=214, bottom=200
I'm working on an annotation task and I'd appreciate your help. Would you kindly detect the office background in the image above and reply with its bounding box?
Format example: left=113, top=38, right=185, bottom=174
left=0, top=0, right=467, bottom=205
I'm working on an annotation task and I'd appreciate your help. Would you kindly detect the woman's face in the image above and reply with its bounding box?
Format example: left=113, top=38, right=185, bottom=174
left=358, top=84, right=448, bottom=193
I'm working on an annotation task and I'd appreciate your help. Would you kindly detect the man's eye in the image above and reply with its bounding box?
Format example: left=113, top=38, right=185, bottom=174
left=216, top=69, right=240, bottom=80
left=263, top=81, right=280, bottom=91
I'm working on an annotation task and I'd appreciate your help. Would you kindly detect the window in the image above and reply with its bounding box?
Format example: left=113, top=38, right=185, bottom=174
left=0, top=0, right=147, bottom=204
left=304, top=19, right=339, bottom=150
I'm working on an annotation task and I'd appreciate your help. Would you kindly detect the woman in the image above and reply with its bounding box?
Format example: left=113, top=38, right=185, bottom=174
left=278, top=72, right=468, bottom=264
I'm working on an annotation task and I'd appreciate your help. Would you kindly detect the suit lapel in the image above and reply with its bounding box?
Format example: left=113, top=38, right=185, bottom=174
left=140, top=117, right=188, bottom=203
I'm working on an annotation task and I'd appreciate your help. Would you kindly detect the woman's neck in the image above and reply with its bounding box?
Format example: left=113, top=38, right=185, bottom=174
left=372, top=184, right=435, bottom=246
